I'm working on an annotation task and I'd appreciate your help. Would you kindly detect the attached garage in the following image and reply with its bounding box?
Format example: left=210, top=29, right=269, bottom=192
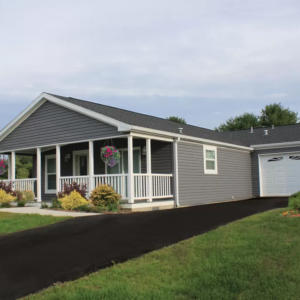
left=259, top=152, right=300, bottom=196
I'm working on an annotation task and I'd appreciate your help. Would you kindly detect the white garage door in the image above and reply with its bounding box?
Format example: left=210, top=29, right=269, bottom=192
left=260, top=153, right=300, bottom=196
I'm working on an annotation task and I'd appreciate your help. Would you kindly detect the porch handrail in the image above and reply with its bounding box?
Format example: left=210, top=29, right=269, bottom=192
left=0, top=178, right=37, bottom=194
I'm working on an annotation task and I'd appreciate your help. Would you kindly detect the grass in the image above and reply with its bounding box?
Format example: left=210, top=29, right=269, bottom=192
left=24, top=208, right=300, bottom=300
left=0, top=212, right=71, bottom=236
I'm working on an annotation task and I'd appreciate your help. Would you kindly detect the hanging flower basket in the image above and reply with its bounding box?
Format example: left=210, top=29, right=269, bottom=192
left=101, top=146, right=121, bottom=167
left=0, top=159, right=7, bottom=176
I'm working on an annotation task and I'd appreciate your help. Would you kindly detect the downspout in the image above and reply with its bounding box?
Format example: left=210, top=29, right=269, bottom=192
left=173, top=137, right=180, bottom=207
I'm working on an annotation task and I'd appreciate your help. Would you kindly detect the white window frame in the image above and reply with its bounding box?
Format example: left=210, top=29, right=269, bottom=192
left=45, top=154, right=57, bottom=194
left=203, top=145, right=218, bottom=175
left=72, top=150, right=89, bottom=176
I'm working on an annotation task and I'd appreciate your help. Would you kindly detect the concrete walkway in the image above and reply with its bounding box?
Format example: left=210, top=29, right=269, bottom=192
left=0, top=207, right=99, bottom=217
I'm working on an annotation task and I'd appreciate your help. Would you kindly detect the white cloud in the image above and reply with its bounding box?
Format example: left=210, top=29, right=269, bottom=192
left=0, top=0, right=300, bottom=129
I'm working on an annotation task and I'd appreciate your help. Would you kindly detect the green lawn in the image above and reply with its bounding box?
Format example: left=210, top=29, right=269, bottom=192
left=0, top=212, right=70, bottom=236
left=24, top=208, right=300, bottom=300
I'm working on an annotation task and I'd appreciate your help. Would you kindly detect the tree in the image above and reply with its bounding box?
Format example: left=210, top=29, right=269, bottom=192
left=166, top=116, right=187, bottom=124
left=214, top=113, right=260, bottom=132
left=260, top=103, right=299, bottom=126
left=16, top=156, right=33, bottom=179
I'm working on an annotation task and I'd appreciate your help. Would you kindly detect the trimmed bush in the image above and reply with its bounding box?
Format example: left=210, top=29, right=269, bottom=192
left=12, top=190, right=24, bottom=202
left=90, top=184, right=121, bottom=211
left=288, top=194, right=300, bottom=211
left=41, top=203, right=49, bottom=209
left=57, top=182, right=87, bottom=199
left=61, top=191, right=88, bottom=210
left=0, top=202, right=11, bottom=208
left=0, top=189, right=15, bottom=203
left=23, top=190, right=35, bottom=202
left=18, top=201, right=26, bottom=207
left=0, top=181, right=14, bottom=194
left=51, top=198, right=62, bottom=209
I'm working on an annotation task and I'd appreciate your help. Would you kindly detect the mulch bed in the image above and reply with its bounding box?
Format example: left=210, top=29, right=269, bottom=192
left=0, top=197, right=288, bottom=300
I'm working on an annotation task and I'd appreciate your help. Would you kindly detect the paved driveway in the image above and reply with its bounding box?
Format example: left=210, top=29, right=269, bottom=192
left=0, top=197, right=288, bottom=300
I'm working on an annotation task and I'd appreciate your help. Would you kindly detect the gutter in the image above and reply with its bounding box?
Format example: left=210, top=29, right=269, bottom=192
left=251, top=141, right=300, bottom=150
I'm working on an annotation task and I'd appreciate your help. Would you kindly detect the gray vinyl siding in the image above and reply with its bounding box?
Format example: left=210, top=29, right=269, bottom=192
left=251, top=146, right=300, bottom=196
left=178, top=142, right=252, bottom=206
left=0, top=100, right=122, bottom=152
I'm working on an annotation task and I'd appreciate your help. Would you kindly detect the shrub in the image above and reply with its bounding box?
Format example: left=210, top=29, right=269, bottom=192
left=61, top=191, right=88, bottom=210
left=18, top=201, right=26, bottom=207
left=51, top=198, right=62, bottom=209
left=73, top=204, right=93, bottom=212
left=41, top=203, right=49, bottom=209
left=0, top=202, right=11, bottom=208
left=23, top=190, right=35, bottom=202
left=288, top=194, right=300, bottom=211
left=0, top=189, right=15, bottom=203
left=90, top=184, right=121, bottom=211
left=290, top=191, right=300, bottom=200
left=0, top=181, right=13, bottom=194
left=12, top=190, right=24, bottom=202
left=57, top=182, right=87, bottom=199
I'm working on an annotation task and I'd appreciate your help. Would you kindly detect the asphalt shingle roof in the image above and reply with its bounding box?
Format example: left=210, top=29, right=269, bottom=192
left=47, top=93, right=245, bottom=146
left=221, top=124, right=300, bottom=146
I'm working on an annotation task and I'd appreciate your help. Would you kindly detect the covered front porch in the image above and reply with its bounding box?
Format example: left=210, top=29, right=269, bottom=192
left=2, top=135, right=175, bottom=210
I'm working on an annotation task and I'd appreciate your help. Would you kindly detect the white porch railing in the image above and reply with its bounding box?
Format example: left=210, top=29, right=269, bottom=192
left=60, top=176, right=89, bottom=189
left=0, top=179, right=37, bottom=194
left=94, top=174, right=128, bottom=199
left=58, top=174, right=173, bottom=202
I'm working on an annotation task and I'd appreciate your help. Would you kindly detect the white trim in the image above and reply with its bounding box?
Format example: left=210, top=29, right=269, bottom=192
left=45, top=154, right=56, bottom=194
left=146, top=139, right=153, bottom=203
left=0, top=135, right=130, bottom=154
left=251, top=141, right=300, bottom=150
left=258, top=154, right=263, bottom=197
left=121, top=200, right=174, bottom=209
left=127, top=136, right=134, bottom=204
left=0, top=93, right=131, bottom=142
left=173, top=139, right=180, bottom=207
left=72, top=150, right=89, bottom=176
left=130, top=132, right=173, bottom=142
left=130, top=125, right=253, bottom=151
left=36, top=148, right=42, bottom=201
left=11, top=151, right=15, bottom=181
left=203, top=145, right=218, bottom=175
left=56, top=145, right=61, bottom=195
left=259, top=150, right=300, bottom=156
left=89, top=141, right=94, bottom=195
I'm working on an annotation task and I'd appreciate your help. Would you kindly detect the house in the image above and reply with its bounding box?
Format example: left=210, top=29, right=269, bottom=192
left=0, top=93, right=297, bottom=211
left=222, top=125, right=300, bottom=197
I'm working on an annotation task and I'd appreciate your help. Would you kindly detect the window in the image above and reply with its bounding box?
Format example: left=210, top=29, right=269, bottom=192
left=289, top=156, right=300, bottom=161
left=203, top=145, right=218, bottom=174
left=45, top=155, right=56, bottom=194
left=268, top=157, right=283, bottom=162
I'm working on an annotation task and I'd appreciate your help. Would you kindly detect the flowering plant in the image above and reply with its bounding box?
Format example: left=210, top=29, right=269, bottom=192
left=0, top=159, right=7, bottom=176
left=101, top=146, right=121, bottom=167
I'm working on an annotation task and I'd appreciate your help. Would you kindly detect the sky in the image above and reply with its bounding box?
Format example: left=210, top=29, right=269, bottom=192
left=0, top=0, right=300, bottom=130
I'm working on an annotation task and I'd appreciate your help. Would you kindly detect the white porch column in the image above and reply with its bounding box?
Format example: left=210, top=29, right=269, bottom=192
left=173, top=139, right=180, bottom=207
left=36, top=148, right=42, bottom=202
left=7, top=154, right=11, bottom=180
left=11, top=151, right=15, bottom=182
left=56, top=145, right=61, bottom=195
left=146, top=138, right=153, bottom=202
left=89, top=140, right=94, bottom=196
left=127, top=136, right=134, bottom=204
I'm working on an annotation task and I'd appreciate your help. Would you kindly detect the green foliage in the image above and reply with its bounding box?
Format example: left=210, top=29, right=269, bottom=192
left=260, top=103, right=299, bottom=127
left=61, top=191, right=88, bottom=210
left=17, top=201, right=26, bottom=207
left=41, top=203, right=49, bottom=209
left=288, top=193, right=300, bottom=210
left=51, top=198, right=62, bottom=209
left=15, top=156, right=33, bottom=179
left=12, top=190, right=24, bottom=202
left=0, top=189, right=15, bottom=203
left=215, top=103, right=299, bottom=132
left=0, top=202, right=11, bottom=208
left=23, top=190, right=35, bottom=202
left=166, top=116, right=187, bottom=124
left=90, top=184, right=121, bottom=211
left=215, top=113, right=260, bottom=132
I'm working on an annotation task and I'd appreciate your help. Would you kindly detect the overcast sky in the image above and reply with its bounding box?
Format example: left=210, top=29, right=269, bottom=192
left=0, top=0, right=299, bottom=130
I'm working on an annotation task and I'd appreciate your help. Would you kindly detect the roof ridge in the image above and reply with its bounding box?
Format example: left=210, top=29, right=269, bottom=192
left=225, top=122, right=300, bottom=133
left=48, top=93, right=221, bottom=134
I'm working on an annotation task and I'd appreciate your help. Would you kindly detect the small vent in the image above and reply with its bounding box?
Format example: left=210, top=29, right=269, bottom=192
left=268, top=157, right=283, bottom=162
left=289, top=156, right=300, bottom=160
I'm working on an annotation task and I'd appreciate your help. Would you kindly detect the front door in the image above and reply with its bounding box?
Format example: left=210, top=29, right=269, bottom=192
left=74, top=151, right=89, bottom=176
